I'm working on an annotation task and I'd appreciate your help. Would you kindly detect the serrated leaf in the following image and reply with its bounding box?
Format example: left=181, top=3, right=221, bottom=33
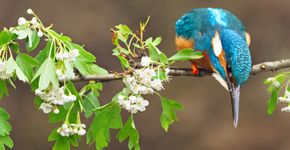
left=70, top=43, right=95, bottom=63
left=13, top=28, right=32, bottom=40
left=0, top=136, right=13, bottom=149
left=83, top=92, right=100, bottom=118
left=49, top=129, right=80, bottom=150
left=168, top=49, right=203, bottom=61
left=0, top=80, right=8, bottom=99
left=25, top=30, right=40, bottom=52
left=267, top=88, right=279, bottom=115
left=6, top=57, right=28, bottom=82
left=0, top=29, right=17, bottom=46
left=0, top=111, right=12, bottom=136
left=16, top=54, right=39, bottom=81
left=160, top=97, right=183, bottom=132
left=32, top=58, right=59, bottom=90
left=87, top=102, right=123, bottom=150
left=35, top=41, right=52, bottom=63
left=152, top=37, right=162, bottom=46
left=117, top=56, right=129, bottom=69
left=117, top=116, right=140, bottom=150
left=147, top=43, right=160, bottom=61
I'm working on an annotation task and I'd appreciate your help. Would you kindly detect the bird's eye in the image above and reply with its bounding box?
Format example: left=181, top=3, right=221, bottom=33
left=199, top=32, right=203, bottom=36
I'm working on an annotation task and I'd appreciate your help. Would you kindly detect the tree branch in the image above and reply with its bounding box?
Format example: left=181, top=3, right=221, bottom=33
left=69, top=59, right=290, bottom=82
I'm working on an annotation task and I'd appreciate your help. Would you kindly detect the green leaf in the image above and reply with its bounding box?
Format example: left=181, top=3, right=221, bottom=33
left=267, top=88, right=279, bottom=115
left=6, top=57, right=28, bottom=82
left=70, top=43, right=95, bottom=63
left=25, top=30, right=40, bottom=52
left=160, top=97, right=183, bottom=132
left=147, top=43, right=159, bottom=61
left=82, top=92, right=100, bottom=118
left=117, top=56, right=129, bottom=69
left=16, top=54, right=39, bottom=81
left=117, top=116, right=140, bottom=150
left=13, top=28, right=32, bottom=40
left=0, top=80, right=8, bottom=99
left=168, top=49, right=203, bottom=61
left=0, top=108, right=12, bottom=136
left=116, top=24, right=131, bottom=35
left=0, top=29, right=17, bottom=46
left=90, top=64, right=109, bottom=75
left=0, top=136, right=13, bottom=149
left=35, top=41, right=52, bottom=63
left=87, top=102, right=123, bottom=150
left=152, top=37, right=162, bottom=46
left=32, top=58, right=59, bottom=90
left=49, top=129, right=80, bottom=150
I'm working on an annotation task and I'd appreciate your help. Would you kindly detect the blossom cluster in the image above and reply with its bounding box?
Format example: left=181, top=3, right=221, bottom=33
left=56, top=68, right=76, bottom=81
left=123, top=57, right=168, bottom=95
left=119, top=56, right=170, bottom=113
left=57, top=123, right=86, bottom=137
left=55, top=49, right=79, bottom=80
left=17, top=9, right=44, bottom=38
left=118, top=95, right=149, bottom=113
left=0, top=61, right=13, bottom=79
left=279, top=90, right=290, bottom=112
left=35, top=86, right=77, bottom=114
left=266, top=78, right=281, bottom=87
left=56, top=49, right=79, bottom=62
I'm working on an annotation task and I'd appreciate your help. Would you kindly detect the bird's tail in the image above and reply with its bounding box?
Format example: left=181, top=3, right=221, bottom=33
left=229, top=84, right=240, bottom=128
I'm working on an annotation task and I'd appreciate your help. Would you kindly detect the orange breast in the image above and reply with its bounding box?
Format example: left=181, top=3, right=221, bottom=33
left=175, top=36, right=194, bottom=51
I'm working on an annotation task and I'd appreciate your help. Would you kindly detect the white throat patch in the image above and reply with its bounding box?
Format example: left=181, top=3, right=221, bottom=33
left=212, top=32, right=223, bottom=57
left=212, top=73, right=229, bottom=91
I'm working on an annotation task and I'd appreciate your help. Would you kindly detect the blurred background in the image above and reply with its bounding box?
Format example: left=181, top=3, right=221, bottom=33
left=0, top=0, right=290, bottom=149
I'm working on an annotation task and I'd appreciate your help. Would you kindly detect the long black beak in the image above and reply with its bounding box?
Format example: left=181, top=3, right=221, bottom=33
left=228, top=84, right=240, bottom=128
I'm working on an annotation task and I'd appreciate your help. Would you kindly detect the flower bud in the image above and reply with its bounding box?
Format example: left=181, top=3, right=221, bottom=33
left=18, top=17, right=27, bottom=25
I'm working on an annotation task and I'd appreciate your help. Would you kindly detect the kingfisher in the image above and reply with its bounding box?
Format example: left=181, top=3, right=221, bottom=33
left=175, top=8, right=252, bottom=127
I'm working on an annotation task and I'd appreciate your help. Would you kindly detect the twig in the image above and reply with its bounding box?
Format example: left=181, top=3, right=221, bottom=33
left=68, top=59, right=290, bottom=82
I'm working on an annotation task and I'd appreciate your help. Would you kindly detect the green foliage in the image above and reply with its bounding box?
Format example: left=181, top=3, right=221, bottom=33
left=16, top=54, right=39, bottom=81
left=160, top=97, right=183, bottom=132
left=87, top=102, right=123, bottom=150
left=48, top=129, right=80, bottom=150
left=32, top=57, right=59, bottom=90
left=264, top=72, right=290, bottom=115
left=25, top=30, right=40, bottom=52
left=168, top=48, right=203, bottom=61
left=117, top=116, right=140, bottom=150
left=0, top=108, right=13, bottom=150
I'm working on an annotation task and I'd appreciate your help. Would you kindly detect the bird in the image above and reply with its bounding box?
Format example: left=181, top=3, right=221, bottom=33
left=175, top=8, right=252, bottom=127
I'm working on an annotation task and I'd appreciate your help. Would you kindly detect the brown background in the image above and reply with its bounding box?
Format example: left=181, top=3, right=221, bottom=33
left=1, top=0, right=290, bottom=150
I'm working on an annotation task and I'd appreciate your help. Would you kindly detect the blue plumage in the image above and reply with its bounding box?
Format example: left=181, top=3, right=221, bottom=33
left=175, top=8, right=252, bottom=127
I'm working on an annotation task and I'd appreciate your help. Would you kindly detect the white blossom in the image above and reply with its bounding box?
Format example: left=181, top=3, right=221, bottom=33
left=37, top=30, right=43, bottom=37
left=18, top=17, right=27, bottom=25
left=150, top=79, right=163, bottom=91
left=141, top=56, right=151, bottom=66
left=77, top=128, right=86, bottom=136
left=282, top=106, right=290, bottom=113
left=55, top=68, right=76, bottom=81
left=35, top=86, right=77, bottom=114
left=31, top=17, right=38, bottom=25
left=39, top=103, right=53, bottom=114
left=273, top=81, right=280, bottom=87
left=56, top=49, right=80, bottom=62
left=57, top=123, right=86, bottom=137
left=118, top=95, right=149, bottom=114
left=53, top=108, right=60, bottom=114
left=27, top=8, right=33, bottom=14
left=0, top=61, right=13, bottom=79
left=165, top=68, right=170, bottom=74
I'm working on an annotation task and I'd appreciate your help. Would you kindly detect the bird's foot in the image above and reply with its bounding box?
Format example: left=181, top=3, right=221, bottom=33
left=191, top=64, right=199, bottom=75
